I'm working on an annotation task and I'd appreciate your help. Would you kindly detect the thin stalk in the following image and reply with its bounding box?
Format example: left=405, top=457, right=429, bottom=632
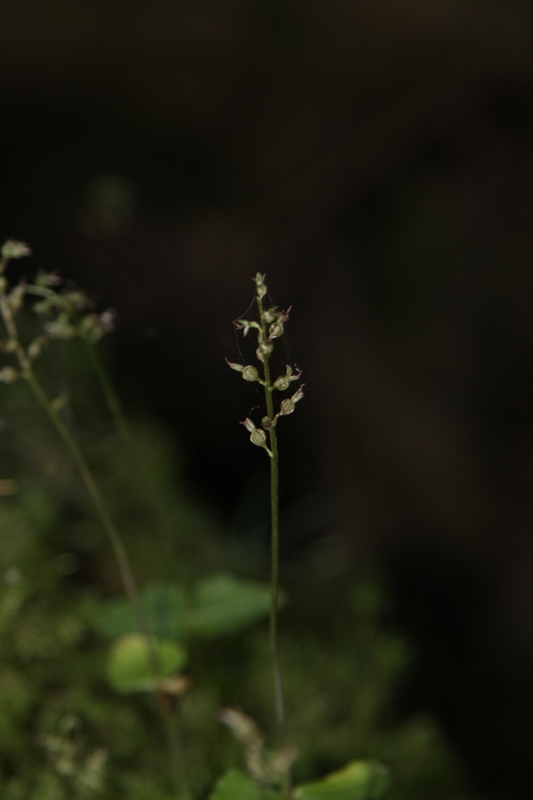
left=83, top=337, right=131, bottom=443
left=0, top=283, right=146, bottom=640
left=82, top=339, right=179, bottom=573
left=256, top=292, right=287, bottom=738
left=230, top=273, right=303, bottom=794
left=26, top=378, right=189, bottom=798
left=27, top=371, right=146, bottom=630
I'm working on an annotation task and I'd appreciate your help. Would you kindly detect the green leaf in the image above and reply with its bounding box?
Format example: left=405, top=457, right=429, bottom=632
left=92, top=574, right=279, bottom=643
left=92, top=581, right=187, bottom=640
left=189, top=574, right=283, bottom=638
left=106, top=633, right=187, bottom=694
left=294, top=760, right=391, bottom=800
left=208, top=770, right=284, bottom=800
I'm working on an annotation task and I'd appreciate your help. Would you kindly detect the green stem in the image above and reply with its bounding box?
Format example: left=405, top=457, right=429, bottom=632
left=0, top=286, right=148, bottom=654
left=28, top=371, right=146, bottom=629
left=0, top=273, right=148, bottom=649
left=83, top=339, right=181, bottom=579
left=268, top=427, right=286, bottom=730
left=26, top=371, right=189, bottom=795
left=256, top=293, right=287, bottom=739
left=83, top=338, right=131, bottom=442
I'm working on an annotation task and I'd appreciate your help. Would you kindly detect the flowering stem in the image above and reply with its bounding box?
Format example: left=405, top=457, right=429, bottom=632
left=256, top=289, right=293, bottom=799
left=228, top=273, right=303, bottom=794
left=256, top=290, right=286, bottom=738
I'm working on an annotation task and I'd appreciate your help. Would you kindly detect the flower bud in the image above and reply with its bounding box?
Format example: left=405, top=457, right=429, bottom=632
left=44, top=314, right=76, bottom=340
left=273, top=365, right=302, bottom=392
left=254, top=273, right=267, bottom=299
left=261, top=415, right=277, bottom=430
left=7, top=282, right=26, bottom=314
left=241, top=418, right=273, bottom=457
left=279, top=384, right=304, bottom=415
left=269, top=320, right=284, bottom=339
left=27, top=337, right=45, bottom=360
left=0, top=366, right=19, bottom=384
left=256, top=341, right=273, bottom=362
left=33, top=299, right=54, bottom=316
left=263, top=307, right=278, bottom=324
left=235, top=319, right=260, bottom=337
left=242, top=365, right=260, bottom=382
left=78, top=314, right=99, bottom=342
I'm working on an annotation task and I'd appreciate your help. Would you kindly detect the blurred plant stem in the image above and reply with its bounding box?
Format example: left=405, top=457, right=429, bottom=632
left=0, top=242, right=187, bottom=798
left=83, top=338, right=182, bottom=580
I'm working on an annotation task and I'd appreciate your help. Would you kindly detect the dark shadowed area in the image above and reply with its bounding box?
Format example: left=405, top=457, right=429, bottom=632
left=2, top=1, right=533, bottom=797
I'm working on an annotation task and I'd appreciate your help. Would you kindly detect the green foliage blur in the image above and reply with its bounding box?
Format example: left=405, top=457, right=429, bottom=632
left=0, top=317, right=473, bottom=799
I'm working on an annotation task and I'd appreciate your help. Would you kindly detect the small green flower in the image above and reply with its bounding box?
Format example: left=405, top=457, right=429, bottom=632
left=242, top=366, right=260, bottom=382
left=261, top=415, right=277, bottom=430
left=253, top=272, right=267, bottom=299
left=225, top=359, right=262, bottom=383
left=256, top=341, right=274, bottom=362
left=241, top=418, right=273, bottom=457
left=0, top=366, right=20, bottom=384
left=279, top=384, right=305, bottom=416
left=234, top=319, right=260, bottom=337
left=269, top=320, right=284, bottom=339
left=263, top=308, right=278, bottom=324
left=27, top=336, right=46, bottom=361
left=44, top=314, right=77, bottom=340
left=228, top=273, right=303, bottom=460
left=7, top=281, right=27, bottom=314
left=273, top=365, right=301, bottom=392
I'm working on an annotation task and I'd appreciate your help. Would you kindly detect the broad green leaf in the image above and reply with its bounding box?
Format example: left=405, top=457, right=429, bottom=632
left=92, top=581, right=187, bottom=640
left=294, top=760, right=391, bottom=800
left=92, top=575, right=279, bottom=643
left=106, top=633, right=187, bottom=694
left=208, top=769, right=284, bottom=800
left=188, top=574, right=283, bottom=638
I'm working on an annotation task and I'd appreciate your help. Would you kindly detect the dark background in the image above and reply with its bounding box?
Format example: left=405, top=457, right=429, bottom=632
left=2, top=2, right=533, bottom=796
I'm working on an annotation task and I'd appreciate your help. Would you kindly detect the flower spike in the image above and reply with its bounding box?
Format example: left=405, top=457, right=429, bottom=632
left=227, top=272, right=303, bottom=755
left=227, top=274, right=303, bottom=455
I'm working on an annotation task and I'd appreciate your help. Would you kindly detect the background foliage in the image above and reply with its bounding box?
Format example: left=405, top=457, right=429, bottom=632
left=2, top=1, right=533, bottom=796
